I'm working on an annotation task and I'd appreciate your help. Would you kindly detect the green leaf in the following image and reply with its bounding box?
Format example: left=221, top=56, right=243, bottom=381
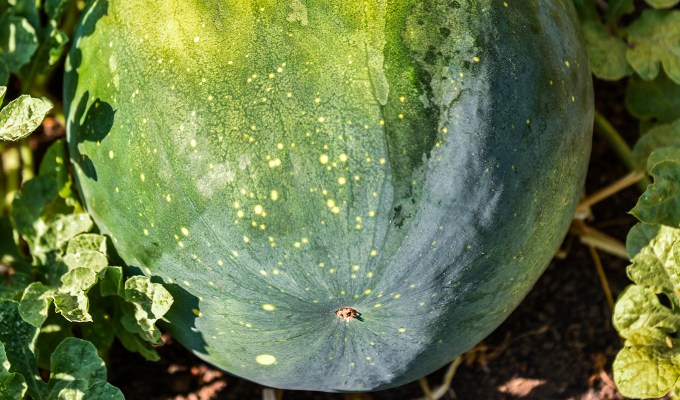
left=0, top=94, right=52, bottom=141
left=626, top=224, right=680, bottom=294
left=605, top=0, right=635, bottom=24
left=11, top=174, right=59, bottom=245
left=633, top=118, right=680, bottom=170
left=45, top=0, right=71, bottom=21
left=99, top=266, right=123, bottom=297
left=614, top=345, right=680, bottom=399
left=645, top=0, right=680, bottom=8
left=46, top=338, right=123, bottom=399
left=0, top=341, right=27, bottom=400
left=626, top=10, right=680, bottom=85
left=631, top=148, right=680, bottom=227
left=0, top=300, right=45, bottom=399
left=38, top=138, right=72, bottom=199
left=121, top=276, right=173, bottom=344
left=34, top=310, right=72, bottom=371
left=0, top=272, right=31, bottom=301
left=613, top=225, right=680, bottom=398
left=53, top=268, right=98, bottom=322
left=0, top=13, right=38, bottom=72
left=626, top=71, right=680, bottom=124
left=0, top=85, right=5, bottom=103
left=582, top=21, right=632, bottom=81
left=62, top=233, right=108, bottom=272
left=39, top=212, right=93, bottom=252
left=19, top=282, right=54, bottom=327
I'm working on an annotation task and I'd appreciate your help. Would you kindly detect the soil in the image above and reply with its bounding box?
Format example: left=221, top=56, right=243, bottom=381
left=104, top=77, right=644, bottom=400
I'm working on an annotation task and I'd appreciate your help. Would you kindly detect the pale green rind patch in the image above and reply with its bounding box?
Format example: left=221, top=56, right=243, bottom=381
left=581, top=21, right=632, bottom=81
left=0, top=300, right=46, bottom=399
left=0, top=14, right=38, bottom=72
left=0, top=94, right=52, bottom=141
left=121, top=276, right=173, bottom=344
left=0, top=341, right=27, bottom=400
left=632, top=148, right=680, bottom=227
left=626, top=10, right=680, bottom=85
left=19, top=282, right=54, bottom=327
left=46, top=337, right=123, bottom=399
left=633, top=118, right=680, bottom=170
left=645, top=0, right=680, bottom=8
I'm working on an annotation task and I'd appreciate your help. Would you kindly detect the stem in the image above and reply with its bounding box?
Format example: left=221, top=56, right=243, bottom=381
left=593, top=110, right=652, bottom=192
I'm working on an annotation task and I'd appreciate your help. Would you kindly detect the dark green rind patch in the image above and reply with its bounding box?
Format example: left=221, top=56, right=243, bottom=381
left=65, top=0, right=592, bottom=391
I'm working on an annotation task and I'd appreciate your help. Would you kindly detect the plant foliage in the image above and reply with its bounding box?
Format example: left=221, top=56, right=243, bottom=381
left=0, top=1, right=173, bottom=397
left=574, top=0, right=680, bottom=397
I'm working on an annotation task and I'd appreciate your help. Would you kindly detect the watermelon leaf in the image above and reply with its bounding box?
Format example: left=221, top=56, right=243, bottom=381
left=626, top=71, right=680, bottom=124
left=632, top=148, right=680, bottom=227
left=0, top=94, right=52, bottom=141
left=633, top=118, right=680, bottom=170
left=0, top=13, right=38, bottom=73
left=121, top=276, right=173, bottom=345
left=45, top=338, right=123, bottom=399
left=582, top=21, right=632, bottom=81
left=0, top=341, right=27, bottom=400
left=645, top=0, right=680, bottom=9
left=626, top=10, right=680, bottom=85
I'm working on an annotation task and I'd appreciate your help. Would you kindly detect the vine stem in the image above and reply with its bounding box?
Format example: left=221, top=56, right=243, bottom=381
left=593, top=110, right=652, bottom=192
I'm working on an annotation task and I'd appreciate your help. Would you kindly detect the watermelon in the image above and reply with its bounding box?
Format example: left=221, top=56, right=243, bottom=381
left=65, top=0, right=593, bottom=392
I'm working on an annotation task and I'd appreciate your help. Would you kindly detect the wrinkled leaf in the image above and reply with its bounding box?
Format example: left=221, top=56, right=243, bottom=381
left=46, top=338, right=123, bottom=399
left=582, top=21, right=632, bottom=81
left=0, top=94, right=52, bottom=141
left=614, top=224, right=680, bottom=398
left=0, top=300, right=45, bottom=399
left=632, top=148, right=680, bottom=227
left=0, top=341, right=27, bottom=400
left=633, top=118, right=680, bottom=170
left=614, top=345, right=680, bottom=399
left=40, top=212, right=93, bottom=251
left=626, top=71, right=680, bottom=124
left=646, top=0, right=680, bottom=8
left=626, top=10, right=680, bottom=84
left=19, top=282, right=53, bottom=327
left=63, top=233, right=108, bottom=272
left=0, top=14, right=38, bottom=72
left=53, top=268, right=98, bottom=322
left=626, top=224, right=680, bottom=294
left=121, top=276, right=173, bottom=344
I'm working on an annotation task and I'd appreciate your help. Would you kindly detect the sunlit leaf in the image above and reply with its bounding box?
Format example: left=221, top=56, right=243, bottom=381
left=121, top=276, right=173, bottom=345
left=0, top=94, right=52, bottom=141
left=645, top=0, right=680, bottom=8
left=19, top=282, right=53, bottom=328
left=632, top=148, right=680, bottom=227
